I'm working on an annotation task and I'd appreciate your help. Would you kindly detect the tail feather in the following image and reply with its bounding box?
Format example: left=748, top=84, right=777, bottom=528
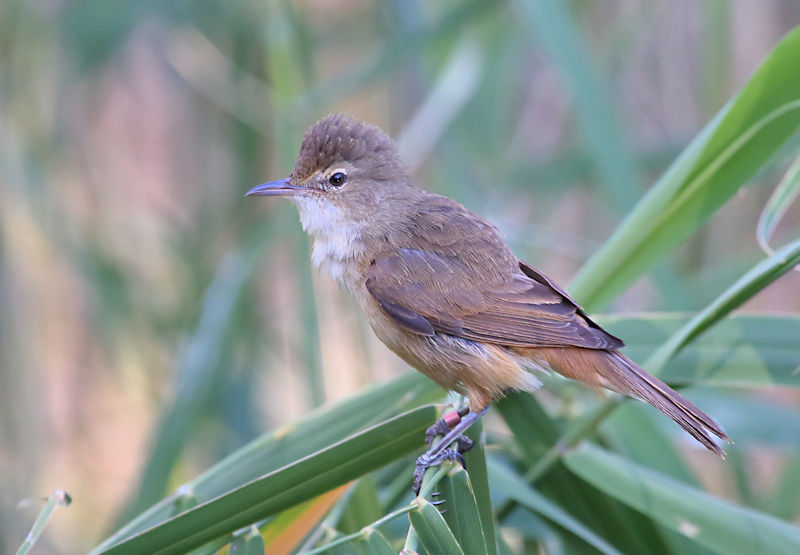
left=530, top=347, right=730, bottom=456
left=603, top=351, right=729, bottom=456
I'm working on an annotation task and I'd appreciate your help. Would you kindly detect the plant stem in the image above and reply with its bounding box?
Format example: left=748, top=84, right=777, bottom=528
left=16, top=490, right=71, bottom=555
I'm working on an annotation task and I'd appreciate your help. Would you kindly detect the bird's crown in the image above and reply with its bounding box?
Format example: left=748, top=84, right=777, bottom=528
left=292, top=113, right=402, bottom=181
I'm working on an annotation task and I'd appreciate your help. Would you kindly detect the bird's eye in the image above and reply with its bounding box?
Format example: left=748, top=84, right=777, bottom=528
left=329, top=171, right=347, bottom=187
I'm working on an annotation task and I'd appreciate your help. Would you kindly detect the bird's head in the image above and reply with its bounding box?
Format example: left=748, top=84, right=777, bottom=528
left=247, top=114, right=412, bottom=239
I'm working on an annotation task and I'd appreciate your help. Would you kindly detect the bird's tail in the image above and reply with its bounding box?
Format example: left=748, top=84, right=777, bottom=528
left=532, top=347, right=730, bottom=456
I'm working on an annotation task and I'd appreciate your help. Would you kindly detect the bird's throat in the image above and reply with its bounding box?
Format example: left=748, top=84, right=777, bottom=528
left=292, top=196, right=367, bottom=289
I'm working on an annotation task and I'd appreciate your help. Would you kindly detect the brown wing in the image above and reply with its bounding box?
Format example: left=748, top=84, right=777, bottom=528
left=365, top=247, right=623, bottom=350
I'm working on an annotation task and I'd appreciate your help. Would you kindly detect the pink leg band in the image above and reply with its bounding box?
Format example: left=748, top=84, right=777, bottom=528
left=444, top=410, right=462, bottom=428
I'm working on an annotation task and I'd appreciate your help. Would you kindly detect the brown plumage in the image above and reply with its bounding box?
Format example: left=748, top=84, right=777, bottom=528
left=248, top=113, right=730, bottom=456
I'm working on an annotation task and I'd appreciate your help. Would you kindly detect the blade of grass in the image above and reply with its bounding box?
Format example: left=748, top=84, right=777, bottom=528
left=564, top=443, right=800, bottom=555
left=116, top=222, right=274, bottom=525
left=727, top=447, right=759, bottom=509
left=601, top=404, right=716, bottom=555
left=501, top=241, right=800, bottom=526
left=96, top=372, right=442, bottom=551
left=495, top=393, right=669, bottom=554
left=304, top=464, right=451, bottom=555
left=757, top=152, right=800, bottom=255
left=98, top=405, right=438, bottom=554
left=350, top=529, right=396, bottom=555
left=488, top=461, right=622, bottom=555
left=461, top=419, right=497, bottom=555
left=645, top=237, right=800, bottom=373
left=15, top=490, right=72, bottom=555
left=408, top=498, right=464, bottom=555
left=439, top=466, right=488, bottom=555
left=396, top=34, right=484, bottom=173
left=769, top=455, right=800, bottom=520
left=601, top=403, right=699, bottom=485
left=596, top=313, right=800, bottom=388
left=336, top=477, right=381, bottom=534
left=571, top=26, right=800, bottom=310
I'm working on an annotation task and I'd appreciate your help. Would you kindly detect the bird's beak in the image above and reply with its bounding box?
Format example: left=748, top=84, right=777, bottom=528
left=245, top=178, right=307, bottom=197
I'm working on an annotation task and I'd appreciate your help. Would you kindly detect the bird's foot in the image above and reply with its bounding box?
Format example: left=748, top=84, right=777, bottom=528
left=412, top=406, right=488, bottom=496
left=412, top=448, right=466, bottom=495
left=425, top=409, right=474, bottom=452
left=424, top=418, right=452, bottom=445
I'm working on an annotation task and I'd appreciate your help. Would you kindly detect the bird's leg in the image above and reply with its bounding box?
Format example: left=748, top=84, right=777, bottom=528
left=424, top=406, right=471, bottom=448
left=413, top=406, right=488, bottom=495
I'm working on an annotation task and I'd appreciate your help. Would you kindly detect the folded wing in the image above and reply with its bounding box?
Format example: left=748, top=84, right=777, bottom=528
left=365, top=247, right=623, bottom=350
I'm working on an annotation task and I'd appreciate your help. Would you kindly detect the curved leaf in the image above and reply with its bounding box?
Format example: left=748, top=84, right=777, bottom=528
left=489, top=460, right=623, bottom=555
left=351, top=529, right=396, bottom=555
left=564, top=443, right=800, bottom=555
left=461, top=420, right=497, bottom=555
left=757, top=152, right=800, bottom=255
left=439, top=467, right=488, bottom=555
left=645, top=238, right=800, bottom=372
left=409, top=498, right=464, bottom=555
left=98, top=405, right=438, bottom=554
left=597, top=313, right=800, bottom=387
left=96, top=372, right=441, bottom=550
left=571, top=26, right=800, bottom=310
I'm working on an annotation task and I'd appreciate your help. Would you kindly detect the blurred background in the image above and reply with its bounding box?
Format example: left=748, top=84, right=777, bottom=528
left=2, top=0, right=799, bottom=552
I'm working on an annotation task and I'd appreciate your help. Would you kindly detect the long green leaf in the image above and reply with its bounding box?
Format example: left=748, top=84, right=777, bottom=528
left=409, top=498, right=464, bottom=555
left=99, top=405, right=438, bottom=554
left=564, top=443, right=800, bottom=555
left=461, top=419, right=497, bottom=555
left=94, top=374, right=441, bottom=551
left=501, top=249, right=800, bottom=537
left=439, top=467, right=488, bottom=555
left=571, top=26, right=800, bottom=310
left=351, top=529, right=396, bottom=555
left=494, top=392, right=672, bottom=554
left=601, top=403, right=699, bottom=485
left=337, top=477, right=381, bottom=534
left=645, top=238, right=800, bottom=374
left=117, top=224, right=273, bottom=524
left=757, top=152, right=800, bottom=255
left=488, top=461, right=622, bottom=555
left=517, top=245, right=800, bottom=502
left=596, top=313, right=800, bottom=387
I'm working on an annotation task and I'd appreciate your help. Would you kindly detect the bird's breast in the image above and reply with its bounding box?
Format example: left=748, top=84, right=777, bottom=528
left=310, top=235, right=364, bottom=287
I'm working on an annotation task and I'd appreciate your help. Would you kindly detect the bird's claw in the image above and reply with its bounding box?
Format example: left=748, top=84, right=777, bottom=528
left=425, top=419, right=475, bottom=452
left=425, top=418, right=452, bottom=446
left=412, top=448, right=467, bottom=495
left=455, top=435, right=474, bottom=452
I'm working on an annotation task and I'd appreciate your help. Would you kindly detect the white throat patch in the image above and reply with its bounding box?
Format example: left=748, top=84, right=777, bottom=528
left=292, top=196, right=366, bottom=287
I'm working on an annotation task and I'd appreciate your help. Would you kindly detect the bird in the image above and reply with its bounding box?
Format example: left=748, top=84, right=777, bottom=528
left=247, top=113, right=729, bottom=492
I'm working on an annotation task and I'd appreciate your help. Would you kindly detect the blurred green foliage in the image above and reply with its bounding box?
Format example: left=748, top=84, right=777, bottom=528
left=2, top=0, right=800, bottom=553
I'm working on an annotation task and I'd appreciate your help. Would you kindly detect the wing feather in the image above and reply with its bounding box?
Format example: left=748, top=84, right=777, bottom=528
left=365, top=248, right=623, bottom=350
